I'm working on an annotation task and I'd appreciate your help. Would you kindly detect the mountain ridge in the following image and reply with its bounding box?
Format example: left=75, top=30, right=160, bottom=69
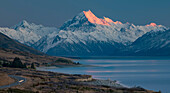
left=34, top=10, right=169, bottom=56
left=0, top=10, right=169, bottom=56
left=0, top=20, right=58, bottom=46
left=122, top=30, right=170, bottom=56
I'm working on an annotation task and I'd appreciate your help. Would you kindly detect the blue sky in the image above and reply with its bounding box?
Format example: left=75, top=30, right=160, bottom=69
left=0, top=0, right=170, bottom=27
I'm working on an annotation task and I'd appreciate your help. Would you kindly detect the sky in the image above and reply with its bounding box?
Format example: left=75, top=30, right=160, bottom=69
left=0, top=0, right=170, bottom=28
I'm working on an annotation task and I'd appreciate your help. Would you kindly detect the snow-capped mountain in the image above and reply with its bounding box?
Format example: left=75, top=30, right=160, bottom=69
left=34, top=10, right=169, bottom=56
left=0, top=10, right=169, bottom=56
left=60, top=10, right=167, bottom=45
left=0, top=20, right=58, bottom=46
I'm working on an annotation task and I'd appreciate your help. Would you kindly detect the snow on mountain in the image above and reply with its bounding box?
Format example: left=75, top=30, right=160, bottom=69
left=34, top=10, right=169, bottom=56
left=60, top=10, right=168, bottom=45
left=122, top=29, right=170, bottom=56
left=0, top=20, right=58, bottom=46
left=0, top=10, right=169, bottom=56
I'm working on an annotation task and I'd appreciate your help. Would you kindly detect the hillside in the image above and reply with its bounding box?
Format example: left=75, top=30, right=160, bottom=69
left=0, top=32, right=43, bottom=55
left=0, top=47, right=72, bottom=67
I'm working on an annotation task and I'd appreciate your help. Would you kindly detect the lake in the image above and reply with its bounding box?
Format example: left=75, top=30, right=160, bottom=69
left=38, top=57, right=170, bottom=93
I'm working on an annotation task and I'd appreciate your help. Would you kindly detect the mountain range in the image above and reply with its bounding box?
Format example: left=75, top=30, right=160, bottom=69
left=0, top=10, right=169, bottom=56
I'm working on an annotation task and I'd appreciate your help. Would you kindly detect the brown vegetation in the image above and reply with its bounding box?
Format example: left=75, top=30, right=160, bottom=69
left=0, top=48, right=75, bottom=68
left=0, top=72, right=15, bottom=86
left=0, top=67, right=159, bottom=93
left=0, top=32, right=43, bottom=55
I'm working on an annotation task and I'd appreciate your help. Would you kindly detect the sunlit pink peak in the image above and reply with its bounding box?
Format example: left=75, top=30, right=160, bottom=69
left=83, top=10, right=124, bottom=26
left=83, top=10, right=110, bottom=26
left=104, top=17, right=114, bottom=23
left=104, top=17, right=123, bottom=24
left=146, top=23, right=157, bottom=27
left=113, top=21, right=122, bottom=24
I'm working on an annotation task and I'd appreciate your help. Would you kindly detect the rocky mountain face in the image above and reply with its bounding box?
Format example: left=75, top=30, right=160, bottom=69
left=121, top=30, right=170, bottom=56
left=0, top=10, right=169, bottom=56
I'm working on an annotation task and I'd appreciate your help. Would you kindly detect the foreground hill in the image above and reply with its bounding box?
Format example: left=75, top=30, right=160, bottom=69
left=0, top=32, right=43, bottom=55
left=0, top=47, right=52, bottom=64
left=0, top=47, right=76, bottom=68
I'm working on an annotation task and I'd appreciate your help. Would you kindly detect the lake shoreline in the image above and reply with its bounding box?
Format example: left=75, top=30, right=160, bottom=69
left=0, top=67, right=157, bottom=93
left=38, top=58, right=170, bottom=92
left=37, top=66, right=126, bottom=88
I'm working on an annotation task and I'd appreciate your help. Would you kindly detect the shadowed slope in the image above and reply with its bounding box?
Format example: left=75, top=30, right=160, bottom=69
left=0, top=32, right=44, bottom=55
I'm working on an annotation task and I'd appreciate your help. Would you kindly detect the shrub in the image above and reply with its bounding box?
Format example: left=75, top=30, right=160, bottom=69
left=56, top=58, right=73, bottom=64
left=31, top=63, right=36, bottom=69
left=12, top=57, right=24, bottom=68
left=1, top=57, right=27, bottom=68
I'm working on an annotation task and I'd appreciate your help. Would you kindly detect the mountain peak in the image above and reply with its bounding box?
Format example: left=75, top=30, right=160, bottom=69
left=82, top=10, right=123, bottom=26
left=104, top=17, right=114, bottom=23
left=60, top=10, right=168, bottom=32
left=146, top=23, right=158, bottom=27
left=11, top=20, right=30, bottom=30
left=60, top=10, right=125, bottom=30
left=19, top=20, right=30, bottom=26
left=104, top=17, right=122, bottom=24
left=83, top=10, right=110, bottom=26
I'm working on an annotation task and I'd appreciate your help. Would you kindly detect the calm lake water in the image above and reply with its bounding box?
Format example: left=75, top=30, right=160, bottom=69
left=38, top=57, right=170, bottom=93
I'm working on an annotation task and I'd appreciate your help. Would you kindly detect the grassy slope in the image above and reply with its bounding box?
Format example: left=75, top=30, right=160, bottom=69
left=0, top=32, right=43, bottom=55
left=0, top=48, right=74, bottom=67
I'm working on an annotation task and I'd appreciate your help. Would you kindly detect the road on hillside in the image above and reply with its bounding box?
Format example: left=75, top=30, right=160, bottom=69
left=0, top=75, right=26, bottom=89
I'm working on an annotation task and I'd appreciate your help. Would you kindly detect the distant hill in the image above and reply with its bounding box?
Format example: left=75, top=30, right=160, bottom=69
left=0, top=32, right=43, bottom=55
